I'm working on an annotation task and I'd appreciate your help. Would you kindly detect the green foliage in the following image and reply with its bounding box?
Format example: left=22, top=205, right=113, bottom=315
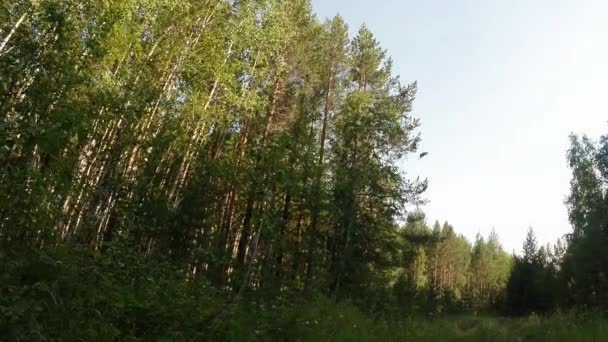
left=467, top=232, right=511, bottom=311
left=561, top=133, right=608, bottom=308
left=506, top=228, right=558, bottom=315
left=0, top=241, right=226, bottom=340
left=3, top=244, right=603, bottom=342
left=0, top=0, right=432, bottom=337
left=0, top=0, right=425, bottom=302
left=0, top=241, right=471, bottom=340
left=503, top=131, right=608, bottom=315
left=2, top=0, right=607, bottom=338
left=394, top=313, right=608, bottom=342
left=393, top=213, right=512, bottom=315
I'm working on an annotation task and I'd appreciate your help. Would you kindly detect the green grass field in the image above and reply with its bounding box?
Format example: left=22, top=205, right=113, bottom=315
left=251, top=299, right=608, bottom=341
left=213, top=296, right=607, bottom=341
left=296, top=315, right=608, bottom=341
left=389, top=315, right=607, bottom=342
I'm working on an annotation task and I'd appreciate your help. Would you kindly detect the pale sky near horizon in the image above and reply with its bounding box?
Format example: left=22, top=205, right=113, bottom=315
left=312, top=0, right=608, bottom=253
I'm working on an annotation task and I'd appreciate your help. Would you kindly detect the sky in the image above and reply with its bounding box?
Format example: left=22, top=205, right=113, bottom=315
left=312, top=0, right=608, bottom=252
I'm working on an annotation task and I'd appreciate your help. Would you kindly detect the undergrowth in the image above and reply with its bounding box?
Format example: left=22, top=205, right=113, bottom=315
left=1, top=243, right=606, bottom=341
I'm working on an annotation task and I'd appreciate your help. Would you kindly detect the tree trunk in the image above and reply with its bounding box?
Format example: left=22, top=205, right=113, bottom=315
left=305, top=72, right=334, bottom=291
left=0, top=13, right=26, bottom=55
left=234, top=77, right=281, bottom=288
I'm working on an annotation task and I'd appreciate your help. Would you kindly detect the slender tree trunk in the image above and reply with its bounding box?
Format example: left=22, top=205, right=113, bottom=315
left=0, top=13, right=26, bottom=55
left=291, top=204, right=305, bottom=281
left=305, top=72, right=334, bottom=291
left=234, top=77, right=281, bottom=289
left=274, top=191, right=291, bottom=286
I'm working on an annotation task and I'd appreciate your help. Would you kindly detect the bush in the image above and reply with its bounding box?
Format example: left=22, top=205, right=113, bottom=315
left=0, top=241, right=223, bottom=340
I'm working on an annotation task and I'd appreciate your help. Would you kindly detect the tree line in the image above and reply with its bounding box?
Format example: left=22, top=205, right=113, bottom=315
left=393, top=214, right=512, bottom=314
left=505, top=134, right=608, bottom=314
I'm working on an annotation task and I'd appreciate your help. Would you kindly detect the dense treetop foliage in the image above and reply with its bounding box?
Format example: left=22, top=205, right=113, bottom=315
left=1, top=0, right=608, bottom=339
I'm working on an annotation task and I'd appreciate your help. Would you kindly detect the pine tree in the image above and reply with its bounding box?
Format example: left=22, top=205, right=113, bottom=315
left=522, top=227, right=538, bottom=264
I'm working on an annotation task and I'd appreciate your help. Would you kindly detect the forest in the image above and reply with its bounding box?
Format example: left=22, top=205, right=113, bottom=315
left=1, top=0, right=608, bottom=340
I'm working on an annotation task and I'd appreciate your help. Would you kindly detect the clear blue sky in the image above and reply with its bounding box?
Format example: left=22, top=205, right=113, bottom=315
left=312, top=0, right=608, bottom=252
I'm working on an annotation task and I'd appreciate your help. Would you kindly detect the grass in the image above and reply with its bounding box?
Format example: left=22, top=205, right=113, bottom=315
left=387, top=314, right=608, bottom=342
left=224, top=298, right=608, bottom=341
